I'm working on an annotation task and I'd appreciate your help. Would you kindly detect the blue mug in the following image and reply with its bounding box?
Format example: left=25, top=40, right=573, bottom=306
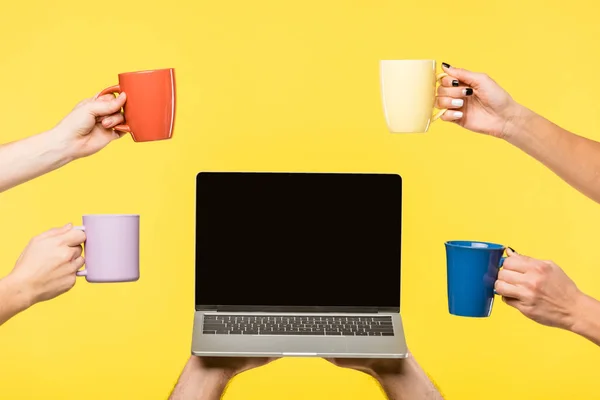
left=444, top=240, right=506, bottom=317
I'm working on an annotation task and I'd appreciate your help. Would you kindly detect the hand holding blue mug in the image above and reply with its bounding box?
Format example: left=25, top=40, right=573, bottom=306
left=494, top=249, right=584, bottom=329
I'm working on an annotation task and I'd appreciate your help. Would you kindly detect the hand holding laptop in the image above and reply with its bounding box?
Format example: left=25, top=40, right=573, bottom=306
left=169, top=355, right=278, bottom=400
left=326, top=354, right=444, bottom=400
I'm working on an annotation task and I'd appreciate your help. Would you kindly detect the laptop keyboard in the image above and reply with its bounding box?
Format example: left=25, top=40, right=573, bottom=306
left=202, top=315, right=394, bottom=336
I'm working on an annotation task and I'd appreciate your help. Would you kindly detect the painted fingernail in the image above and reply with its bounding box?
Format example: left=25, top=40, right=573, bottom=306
left=465, top=88, right=473, bottom=96
left=451, top=99, right=464, bottom=107
left=452, top=79, right=459, bottom=87
left=442, top=62, right=451, bottom=68
left=451, top=111, right=463, bottom=118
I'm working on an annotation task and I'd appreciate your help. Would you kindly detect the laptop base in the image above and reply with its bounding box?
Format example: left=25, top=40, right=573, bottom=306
left=191, top=312, right=408, bottom=358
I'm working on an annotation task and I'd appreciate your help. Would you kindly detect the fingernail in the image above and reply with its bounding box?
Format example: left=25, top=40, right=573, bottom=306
left=66, top=223, right=72, bottom=228
left=451, top=99, right=464, bottom=107
left=442, top=62, right=451, bottom=69
left=452, top=79, right=459, bottom=87
left=102, top=118, right=112, bottom=126
left=465, top=88, right=473, bottom=96
left=452, top=111, right=463, bottom=118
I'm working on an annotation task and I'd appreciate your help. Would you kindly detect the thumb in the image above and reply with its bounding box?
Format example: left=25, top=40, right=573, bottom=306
left=442, top=63, right=481, bottom=87
left=87, top=92, right=126, bottom=117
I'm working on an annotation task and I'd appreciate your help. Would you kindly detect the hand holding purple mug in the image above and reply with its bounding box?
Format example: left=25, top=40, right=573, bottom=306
left=0, top=224, right=86, bottom=326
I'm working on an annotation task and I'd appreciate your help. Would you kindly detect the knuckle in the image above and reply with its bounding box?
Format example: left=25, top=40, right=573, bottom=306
left=527, top=277, right=541, bottom=290
left=58, top=248, right=72, bottom=262
left=523, top=286, right=538, bottom=302
left=533, top=261, right=549, bottom=274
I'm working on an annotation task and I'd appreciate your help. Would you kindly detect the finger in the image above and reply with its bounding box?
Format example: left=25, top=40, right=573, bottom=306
left=439, top=110, right=464, bottom=121
left=435, top=96, right=464, bottom=109
left=58, top=228, right=87, bottom=246
left=71, top=245, right=83, bottom=260
left=68, top=256, right=85, bottom=273
left=437, top=86, right=474, bottom=98
left=37, top=223, right=73, bottom=239
left=501, top=296, right=520, bottom=308
left=439, top=76, right=461, bottom=87
left=494, top=280, right=524, bottom=299
left=441, top=63, right=482, bottom=87
left=87, top=92, right=126, bottom=117
left=498, top=268, right=526, bottom=285
left=501, top=254, right=534, bottom=273
left=95, top=94, right=119, bottom=102
left=101, top=112, right=125, bottom=128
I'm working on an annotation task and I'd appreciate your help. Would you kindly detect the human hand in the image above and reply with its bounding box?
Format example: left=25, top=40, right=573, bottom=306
left=495, top=248, right=584, bottom=330
left=327, top=354, right=443, bottom=400
left=192, top=355, right=278, bottom=379
left=50, top=93, right=127, bottom=159
left=435, top=63, right=523, bottom=138
left=8, top=224, right=86, bottom=307
left=325, top=356, right=406, bottom=377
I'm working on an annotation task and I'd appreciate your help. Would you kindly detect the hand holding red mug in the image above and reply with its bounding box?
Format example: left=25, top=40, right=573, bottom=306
left=50, top=93, right=127, bottom=159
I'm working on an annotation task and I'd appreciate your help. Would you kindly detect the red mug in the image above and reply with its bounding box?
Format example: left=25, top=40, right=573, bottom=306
left=97, top=68, right=176, bottom=142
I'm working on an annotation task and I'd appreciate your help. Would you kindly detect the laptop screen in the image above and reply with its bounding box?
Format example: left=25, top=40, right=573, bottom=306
left=195, top=172, right=401, bottom=310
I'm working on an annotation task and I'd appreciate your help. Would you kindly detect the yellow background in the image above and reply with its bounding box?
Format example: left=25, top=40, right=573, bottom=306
left=1, top=0, right=599, bottom=399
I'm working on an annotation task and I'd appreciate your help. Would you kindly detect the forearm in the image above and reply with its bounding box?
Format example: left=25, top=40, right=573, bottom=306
left=0, top=129, right=74, bottom=193
left=371, top=356, right=444, bottom=400
left=570, top=293, right=600, bottom=347
left=169, top=357, right=231, bottom=400
left=504, top=105, right=600, bottom=204
left=0, top=274, right=31, bottom=326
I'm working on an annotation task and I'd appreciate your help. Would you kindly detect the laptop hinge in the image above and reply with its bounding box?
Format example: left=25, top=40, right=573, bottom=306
left=197, top=305, right=387, bottom=313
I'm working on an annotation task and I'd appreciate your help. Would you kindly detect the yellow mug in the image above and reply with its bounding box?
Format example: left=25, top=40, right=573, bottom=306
left=380, top=60, right=448, bottom=133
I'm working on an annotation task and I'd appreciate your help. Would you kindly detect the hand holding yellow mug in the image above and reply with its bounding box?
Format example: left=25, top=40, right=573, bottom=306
left=380, top=60, right=450, bottom=133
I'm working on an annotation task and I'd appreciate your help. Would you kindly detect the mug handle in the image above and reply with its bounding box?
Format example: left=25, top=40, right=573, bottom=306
left=96, top=85, right=131, bottom=133
left=73, top=226, right=87, bottom=277
left=431, top=72, right=449, bottom=122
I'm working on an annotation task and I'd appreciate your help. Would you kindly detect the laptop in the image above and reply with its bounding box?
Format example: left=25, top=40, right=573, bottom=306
left=191, top=172, right=408, bottom=358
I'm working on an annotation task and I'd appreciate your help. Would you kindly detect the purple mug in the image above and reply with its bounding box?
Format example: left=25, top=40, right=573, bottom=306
left=74, top=214, right=140, bottom=283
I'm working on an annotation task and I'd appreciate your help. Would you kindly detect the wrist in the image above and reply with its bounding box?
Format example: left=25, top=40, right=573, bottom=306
left=0, top=273, right=35, bottom=312
left=189, top=356, right=235, bottom=387
left=569, top=292, right=599, bottom=336
left=501, top=103, right=533, bottom=142
left=44, top=127, right=79, bottom=164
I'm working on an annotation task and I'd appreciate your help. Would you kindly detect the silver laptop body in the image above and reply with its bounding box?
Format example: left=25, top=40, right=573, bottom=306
left=191, top=172, right=407, bottom=358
